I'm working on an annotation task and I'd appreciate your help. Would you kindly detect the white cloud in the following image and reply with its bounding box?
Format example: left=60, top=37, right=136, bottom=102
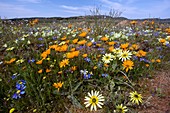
left=0, top=2, right=39, bottom=18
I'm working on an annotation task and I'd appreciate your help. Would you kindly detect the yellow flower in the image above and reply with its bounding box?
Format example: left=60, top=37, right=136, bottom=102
left=59, top=59, right=69, bottom=68
left=82, top=54, right=88, bottom=58
left=115, top=104, right=128, bottom=113
left=122, top=60, right=134, bottom=72
left=53, top=81, right=64, bottom=91
left=129, top=91, right=142, bottom=105
left=9, top=108, right=15, bottom=113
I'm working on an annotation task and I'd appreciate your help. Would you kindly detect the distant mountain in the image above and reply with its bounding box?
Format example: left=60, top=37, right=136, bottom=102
left=2, top=15, right=170, bottom=24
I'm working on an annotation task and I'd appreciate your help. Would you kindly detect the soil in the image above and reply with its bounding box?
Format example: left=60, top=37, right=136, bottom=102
left=138, top=69, right=170, bottom=113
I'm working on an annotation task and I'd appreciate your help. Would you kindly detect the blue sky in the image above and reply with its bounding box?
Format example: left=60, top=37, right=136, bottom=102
left=0, top=0, right=170, bottom=19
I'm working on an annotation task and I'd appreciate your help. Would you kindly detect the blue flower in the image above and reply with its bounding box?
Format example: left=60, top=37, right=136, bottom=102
left=12, top=90, right=25, bottom=99
left=16, top=80, right=26, bottom=90
left=84, top=57, right=91, bottom=62
left=38, top=37, right=43, bottom=40
left=28, top=58, right=35, bottom=63
left=102, top=73, right=108, bottom=77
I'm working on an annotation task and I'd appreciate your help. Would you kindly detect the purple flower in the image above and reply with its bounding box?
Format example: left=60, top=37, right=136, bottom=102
left=38, top=37, right=43, bottom=40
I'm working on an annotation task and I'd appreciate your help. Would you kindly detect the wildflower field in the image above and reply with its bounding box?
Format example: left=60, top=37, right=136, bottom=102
left=0, top=18, right=170, bottom=113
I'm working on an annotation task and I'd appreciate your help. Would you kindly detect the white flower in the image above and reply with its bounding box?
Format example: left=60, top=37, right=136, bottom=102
left=84, top=90, right=105, bottom=111
left=118, top=50, right=132, bottom=61
left=102, top=53, right=115, bottom=64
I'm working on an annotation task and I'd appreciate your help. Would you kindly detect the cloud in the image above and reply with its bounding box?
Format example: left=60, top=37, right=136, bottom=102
left=0, top=2, right=39, bottom=18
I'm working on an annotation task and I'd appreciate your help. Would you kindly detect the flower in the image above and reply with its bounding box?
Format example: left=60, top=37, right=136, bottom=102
left=122, top=60, right=134, bottom=72
left=120, top=43, right=129, bottom=50
left=9, top=108, right=15, bottom=113
left=102, top=53, right=115, bottom=64
left=53, top=81, right=64, bottom=91
left=129, top=91, right=142, bottom=105
left=84, top=90, right=105, bottom=111
left=79, top=31, right=87, bottom=37
left=101, top=36, right=108, bottom=41
left=136, top=50, right=147, bottom=57
left=36, top=59, right=43, bottom=65
left=59, top=59, right=69, bottom=68
left=114, top=104, right=128, bottom=113
left=38, top=69, right=43, bottom=73
left=5, top=58, right=16, bottom=64
left=118, top=50, right=132, bottom=61
left=77, top=40, right=87, bottom=45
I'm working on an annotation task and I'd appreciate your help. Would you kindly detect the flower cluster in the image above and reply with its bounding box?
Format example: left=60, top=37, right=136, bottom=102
left=12, top=80, right=26, bottom=99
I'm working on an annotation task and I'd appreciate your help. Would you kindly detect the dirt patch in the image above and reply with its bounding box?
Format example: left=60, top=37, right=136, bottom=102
left=138, top=70, right=170, bottom=113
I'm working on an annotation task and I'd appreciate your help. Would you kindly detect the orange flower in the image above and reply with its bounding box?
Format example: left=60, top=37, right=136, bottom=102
left=93, top=66, right=97, bottom=70
left=71, top=66, right=77, bottom=71
left=77, top=40, right=87, bottom=45
left=53, top=81, right=64, bottom=91
left=70, top=48, right=76, bottom=52
left=61, top=36, right=67, bottom=40
left=120, top=43, right=129, bottom=49
left=66, top=52, right=75, bottom=59
left=82, top=54, right=88, bottom=58
left=101, top=36, right=108, bottom=41
left=109, top=46, right=114, bottom=52
left=165, top=28, right=170, bottom=34
left=68, top=24, right=72, bottom=28
left=72, top=38, right=79, bottom=44
left=122, top=60, right=134, bottom=72
left=79, top=31, right=87, bottom=37
left=59, top=59, right=69, bottom=68
left=78, top=28, right=82, bottom=31
left=36, top=59, right=43, bottom=65
left=86, top=42, right=92, bottom=47
left=145, top=64, right=149, bottom=67
left=58, top=71, right=62, bottom=74
left=108, top=41, right=116, bottom=46
left=130, top=20, right=137, bottom=24
left=156, top=59, right=161, bottom=63
left=136, top=50, right=147, bottom=57
left=73, top=51, right=80, bottom=57
left=132, top=44, right=139, bottom=50
left=159, top=38, right=166, bottom=43
left=59, top=44, right=68, bottom=52
left=41, top=49, right=50, bottom=59
left=96, top=44, right=101, bottom=47
left=5, top=58, right=16, bottom=64
left=46, top=69, right=51, bottom=73
left=38, top=69, right=43, bottom=73
left=151, top=59, right=155, bottom=63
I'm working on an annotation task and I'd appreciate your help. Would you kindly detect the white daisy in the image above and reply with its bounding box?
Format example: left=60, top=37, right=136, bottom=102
left=118, top=50, right=132, bottom=61
left=102, top=53, right=115, bottom=64
left=84, top=90, right=105, bottom=111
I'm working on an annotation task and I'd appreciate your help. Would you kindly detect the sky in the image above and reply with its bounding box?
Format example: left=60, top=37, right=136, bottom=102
left=0, top=0, right=170, bottom=19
